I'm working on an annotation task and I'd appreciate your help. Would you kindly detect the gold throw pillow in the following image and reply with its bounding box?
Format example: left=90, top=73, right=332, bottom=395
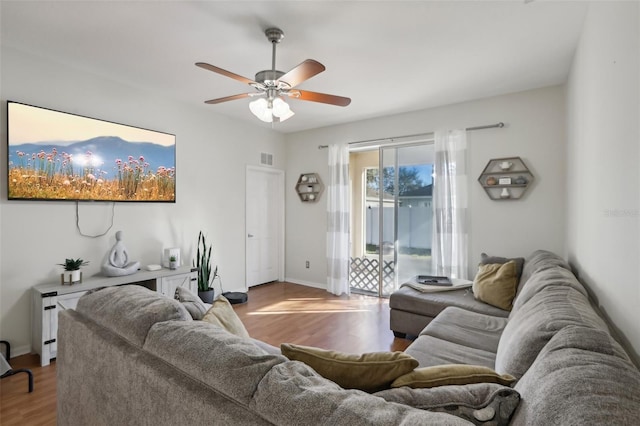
left=473, top=260, right=518, bottom=310
left=280, top=343, right=418, bottom=393
left=391, top=364, right=516, bottom=389
left=202, top=295, right=250, bottom=338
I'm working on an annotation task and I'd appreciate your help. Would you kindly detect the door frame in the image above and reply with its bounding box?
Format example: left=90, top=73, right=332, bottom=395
left=245, top=165, right=285, bottom=288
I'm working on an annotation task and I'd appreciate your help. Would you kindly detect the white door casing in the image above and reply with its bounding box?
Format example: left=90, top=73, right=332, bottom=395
left=246, top=166, right=284, bottom=288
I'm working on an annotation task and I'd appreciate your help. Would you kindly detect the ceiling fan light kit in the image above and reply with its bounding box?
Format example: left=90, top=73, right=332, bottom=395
left=196, top=27, right=350, bottom=123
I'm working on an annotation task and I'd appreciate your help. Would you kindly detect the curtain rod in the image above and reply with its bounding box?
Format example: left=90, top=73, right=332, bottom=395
left=317, top=122, right=504, bottom=149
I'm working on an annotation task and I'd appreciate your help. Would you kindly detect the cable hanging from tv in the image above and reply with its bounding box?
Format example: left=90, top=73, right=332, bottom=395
left=75, top=201, right=115, bottom=238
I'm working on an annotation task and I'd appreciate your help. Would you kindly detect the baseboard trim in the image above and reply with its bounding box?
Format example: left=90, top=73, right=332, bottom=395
left=284, top=278, right=326, bottom=290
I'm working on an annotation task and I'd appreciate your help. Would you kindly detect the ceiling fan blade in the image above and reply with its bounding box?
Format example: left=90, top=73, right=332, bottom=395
left=196, top=62, right=256, bottom=85
left=204, top=93, right=252, bottom=104
left=278, top=59, right=326, bottom=88
left=292, top=90, right=351, bottom=107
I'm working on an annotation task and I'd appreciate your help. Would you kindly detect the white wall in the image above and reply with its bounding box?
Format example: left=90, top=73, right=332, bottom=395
left=565, top=2, right=640, bottom=359
left=285, top=85, right=566, bottom=285
left=0, top=46, right=286, bottom=355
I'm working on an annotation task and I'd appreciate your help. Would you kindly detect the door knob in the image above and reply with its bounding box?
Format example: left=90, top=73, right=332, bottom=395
left=248, top=234, right=254, bottom=238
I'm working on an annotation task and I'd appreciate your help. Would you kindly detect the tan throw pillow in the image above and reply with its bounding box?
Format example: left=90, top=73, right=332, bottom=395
left=202, top=296, right=250, bottom=338
left=280, top=343, right=419, bottom=393
left=391, top=364, right=516, bottom=389
left=473, top=260, right=518, bottom=310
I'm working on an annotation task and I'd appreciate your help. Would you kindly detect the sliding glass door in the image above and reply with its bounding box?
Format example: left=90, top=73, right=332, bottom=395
left=349, top=141, right=434, bottom=297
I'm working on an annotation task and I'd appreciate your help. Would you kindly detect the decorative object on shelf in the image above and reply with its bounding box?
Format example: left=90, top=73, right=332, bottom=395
left=59, top=258, right=89, bottom=285
left=514, top=175, right=528, bottom=185
left=194, top=231, right=217, bottom=303
left=102, top=231, right=140, bottom=277
left=163, top=247, right=181, bottom=269
left=296, top=173, right=324, bottom=202
left=499, top=161, right=513, bottom=170
left=169, top=256, right=178, bottom=270
left=478, top=157, right=534, bottom=201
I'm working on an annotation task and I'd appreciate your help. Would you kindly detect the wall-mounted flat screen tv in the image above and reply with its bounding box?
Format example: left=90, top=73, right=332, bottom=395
left=7, top=101, right=176, bottom=202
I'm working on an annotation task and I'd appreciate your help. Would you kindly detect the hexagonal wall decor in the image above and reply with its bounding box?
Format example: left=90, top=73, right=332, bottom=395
left=295, top=173, right=324, bottom=202
left=478, top=157, right=533, bottom=200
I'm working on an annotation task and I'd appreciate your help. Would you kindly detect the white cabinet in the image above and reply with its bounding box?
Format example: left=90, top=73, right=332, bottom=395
left=32, top=266, right=197, bottom=366
left=158, top=271, right=198, bottom=298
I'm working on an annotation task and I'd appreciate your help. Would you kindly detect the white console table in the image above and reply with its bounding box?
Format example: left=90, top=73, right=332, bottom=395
left=32, top=266, right=198, bottom=367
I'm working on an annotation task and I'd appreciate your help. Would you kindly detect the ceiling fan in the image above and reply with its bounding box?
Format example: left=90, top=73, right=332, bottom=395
left=196, top=27, right=351, bottom=123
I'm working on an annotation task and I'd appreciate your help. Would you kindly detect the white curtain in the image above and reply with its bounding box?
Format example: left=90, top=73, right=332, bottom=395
left=432, top=129, right=469, bottom=279
left=326, top=143, right=351, bottom=296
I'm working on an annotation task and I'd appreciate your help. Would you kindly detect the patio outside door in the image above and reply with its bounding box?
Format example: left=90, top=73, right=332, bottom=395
left=351, top=142, right=434, bottom=296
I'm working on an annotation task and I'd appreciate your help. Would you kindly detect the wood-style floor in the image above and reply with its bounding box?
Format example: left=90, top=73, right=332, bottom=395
left=0, top=282, right=411, bottom=425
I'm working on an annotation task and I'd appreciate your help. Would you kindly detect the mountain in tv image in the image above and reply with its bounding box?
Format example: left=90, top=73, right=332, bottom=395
left=8, top=136, right=176, bottom=202
left=9, top=136, right=175, bottom=177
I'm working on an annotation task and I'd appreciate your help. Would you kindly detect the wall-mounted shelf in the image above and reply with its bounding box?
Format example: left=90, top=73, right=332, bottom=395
left=296, top=173, right=324, bottom=202
left=478, top=157, right=534, bottom=200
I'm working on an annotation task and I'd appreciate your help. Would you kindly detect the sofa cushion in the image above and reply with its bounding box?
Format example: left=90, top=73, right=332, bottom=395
left=406, top=335, right=497, bottom=369
left=420, top=307, right=507, bottom=354
left=472, top=261, right=518, bottom=310
left=518, top=250, right=571, bottom=293
left=76, top=285, right=191, bottom=347
left=280, top=343, right=418, bottom=393
left=202, top=295, right=250, bottom=338
left=390, top=286, right=509, bottom=320
left=251, top=361, right=472, bottom=425
left=495, top=286, right=608, bottom=379
left=511, top=266, right=588, bottom=315
left=375, top=383, right=520, bottom=426
left=391, top=364, right=515, bottom=389
left=511, top=326, right=640, bottom=425
left=174, top=286, right=208, bottom=320
left=144, top=320, right=286, bottom=405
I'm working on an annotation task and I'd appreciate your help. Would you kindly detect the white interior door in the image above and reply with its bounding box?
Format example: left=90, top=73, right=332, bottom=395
left=246, top=166, right=284, bottom=287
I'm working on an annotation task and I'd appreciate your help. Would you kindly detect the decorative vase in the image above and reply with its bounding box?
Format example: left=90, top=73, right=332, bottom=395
left=198, top=289, right=215, bottom=304
left=169, top=260, right=177, bottom=270
left=486, top=176, right=498, bottom=186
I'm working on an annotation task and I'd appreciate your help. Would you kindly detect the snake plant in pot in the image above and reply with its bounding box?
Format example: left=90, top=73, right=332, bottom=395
left=194, top=231, right=218, bottom=303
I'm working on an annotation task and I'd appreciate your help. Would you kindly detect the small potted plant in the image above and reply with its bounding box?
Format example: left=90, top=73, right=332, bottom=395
left=193, top=231, right=217, bottom=303
left=169, top=255, right=178, bottom=270
left=58, top=258, right=89, bottom=285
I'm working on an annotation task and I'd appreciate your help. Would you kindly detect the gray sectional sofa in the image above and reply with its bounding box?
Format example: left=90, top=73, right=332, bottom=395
left=57, top=250, right=640, bottom=425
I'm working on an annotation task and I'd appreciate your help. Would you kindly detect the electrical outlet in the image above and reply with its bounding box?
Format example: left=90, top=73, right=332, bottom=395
left=305, top=260, right=310, bottom=269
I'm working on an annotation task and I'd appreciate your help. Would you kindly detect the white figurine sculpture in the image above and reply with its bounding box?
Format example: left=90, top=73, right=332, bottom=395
left=102, top=231, right=140, bottom=276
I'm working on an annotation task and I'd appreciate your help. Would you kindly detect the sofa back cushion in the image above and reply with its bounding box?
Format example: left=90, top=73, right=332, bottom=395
left=510, top=266, right=588, bottom=316
left=510, top=326, right=640, bottom=425
left=76, top=285, right=191, bottom=347
left=518, top=250, right=571, bottom=293
left=144, top=320, right=286, bottom=405
left=252, top=361, right=473, bottom=425
left=495, top=286, right=608, bottom=379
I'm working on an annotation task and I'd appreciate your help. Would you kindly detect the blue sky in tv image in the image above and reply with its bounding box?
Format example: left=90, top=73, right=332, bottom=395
left=7, top=101, right=176, bottom=202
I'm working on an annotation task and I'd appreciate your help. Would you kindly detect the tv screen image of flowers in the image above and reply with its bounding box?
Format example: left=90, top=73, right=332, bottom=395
left=7, top=101, right=176, bottom=202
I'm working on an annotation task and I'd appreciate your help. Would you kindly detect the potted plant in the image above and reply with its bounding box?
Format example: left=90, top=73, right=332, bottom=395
left=58, top=258, right=89, bottom=284
left=169, top=255, right=178, bottom=270
left=193, top=231, right=217, bottom=303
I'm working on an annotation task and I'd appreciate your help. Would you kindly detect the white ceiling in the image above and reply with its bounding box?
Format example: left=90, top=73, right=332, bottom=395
left=1, top=1, right=588, bottom=134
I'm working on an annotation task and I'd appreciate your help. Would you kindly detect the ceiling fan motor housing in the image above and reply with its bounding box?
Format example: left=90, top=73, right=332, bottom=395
left=255, top=70, right=286, bottom=86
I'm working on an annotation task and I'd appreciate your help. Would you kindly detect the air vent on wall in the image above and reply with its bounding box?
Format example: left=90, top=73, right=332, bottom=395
left=260, top=152, right=273, bottom=166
